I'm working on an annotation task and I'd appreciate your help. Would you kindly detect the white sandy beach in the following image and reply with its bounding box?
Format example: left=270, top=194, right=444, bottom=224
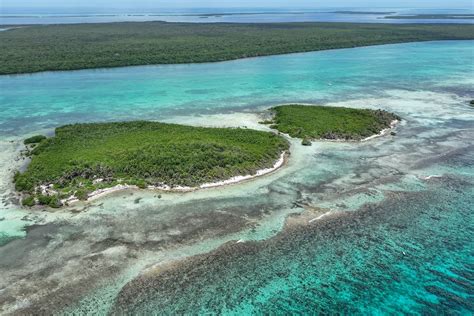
left=361, top=119, right=399, bottom=142
left=62, top=151, right=288, bottom=204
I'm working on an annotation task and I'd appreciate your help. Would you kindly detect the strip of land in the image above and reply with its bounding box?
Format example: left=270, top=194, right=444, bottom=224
left=385, top=14, right=474, bottom=20
left=1, top=22, right=473, bottom=74
left=333, top=11, right=396, bottom=15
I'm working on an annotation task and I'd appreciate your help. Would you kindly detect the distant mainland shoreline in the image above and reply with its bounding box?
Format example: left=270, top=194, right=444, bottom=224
left=1, top=22, right=473, bottom=75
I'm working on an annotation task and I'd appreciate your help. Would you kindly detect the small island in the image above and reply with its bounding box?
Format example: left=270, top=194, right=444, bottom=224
left=333, top=11, right=396, bottom=15
left=261, top=104, right=400, bottom=145
left=15, top=121, right=289, bottom=207
left=385, top=14, right=474, bottom=20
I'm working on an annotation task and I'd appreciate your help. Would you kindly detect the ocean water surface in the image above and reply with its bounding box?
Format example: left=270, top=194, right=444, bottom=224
left=1, top=7, right=473, bottom=24
left=0, top=41, right=473, bottom=314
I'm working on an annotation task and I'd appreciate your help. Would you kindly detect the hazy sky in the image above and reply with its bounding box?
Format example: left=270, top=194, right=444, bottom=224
left=2, top=0, right=472, bottom=9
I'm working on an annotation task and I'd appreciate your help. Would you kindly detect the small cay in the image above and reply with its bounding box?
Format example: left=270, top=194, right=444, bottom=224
left=262, top=104, right=400, bottom=143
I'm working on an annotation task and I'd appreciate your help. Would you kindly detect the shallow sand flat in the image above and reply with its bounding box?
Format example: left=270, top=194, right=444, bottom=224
left=0, top=139, right=31, bottom=243
left=162, top=111, right=270, bottom=131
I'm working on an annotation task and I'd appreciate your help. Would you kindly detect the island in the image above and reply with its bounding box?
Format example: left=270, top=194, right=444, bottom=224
left=333, top=11, right=396, bottom=15
left=14, top=105, right=401, bottom=207
left=261, top=104, right=400, bottom=145
left=14, top=121, right=289, bottom=207
left=385, top=14, right=474, bottom=20
left=1, top=22, right=473, bottom=74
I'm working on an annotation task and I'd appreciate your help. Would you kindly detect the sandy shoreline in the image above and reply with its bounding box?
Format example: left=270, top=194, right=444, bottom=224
left=361, top=119, right=399, bottom=142
left=64, top=151, right=288, bottom=205
left=274, top=119, right=399, bottom=144
left=317, top=119, right=399, bottom=143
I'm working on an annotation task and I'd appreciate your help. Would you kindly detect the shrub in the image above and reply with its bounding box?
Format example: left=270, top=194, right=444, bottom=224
left=37, top=194, right=52, bottom=205
left=301, top=138, right=312, bottom=146
left=21, top=195, right=35, bottom=207
left=13, top=170, right=20, bottom=182
left=75, top=188, right=90, bottom=201
left=14, top=175, right=34, bottom=192
left=135, top=179, right=147, bottom=189
left=24, top=135, right=47, bottom=145
left=48, top=196, right=62, bottom=208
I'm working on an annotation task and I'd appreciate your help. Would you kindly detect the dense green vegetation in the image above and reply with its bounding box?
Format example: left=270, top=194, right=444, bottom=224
left=15, top=121, right=288, bottom=206
left=266, top=104, right=400, bottom=140
left=24, top=135, right=47, bottom=145
left=1, top=22, right=473, bottom=74
left=301, top=138, right=312, bottom=146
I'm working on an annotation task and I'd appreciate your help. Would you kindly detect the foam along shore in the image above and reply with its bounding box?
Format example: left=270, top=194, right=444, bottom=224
left=301, top=119, right=399, bottom=143
left=361, top=120, right=399, bottom=142
left=308, top=211, right=333, bottom=223
left=264, top=119, right=399, bottom=145
left=422, top=174, right=443, bottom=180
left=63, top=151, right=288, bottom=205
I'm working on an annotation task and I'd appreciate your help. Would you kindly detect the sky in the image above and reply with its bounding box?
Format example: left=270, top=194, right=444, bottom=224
left=1, top=0, right=473, bottom=9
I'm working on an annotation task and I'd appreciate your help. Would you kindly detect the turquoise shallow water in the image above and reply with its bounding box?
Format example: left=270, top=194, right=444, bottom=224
left=116, top=169, right=474, bottom=314
left=0, top=41, right=472, bottom=136
left=0, top=41, right=473, bottom=314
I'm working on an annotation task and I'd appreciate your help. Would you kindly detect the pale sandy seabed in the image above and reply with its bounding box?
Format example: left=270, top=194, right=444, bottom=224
left=0, top=89, right=473, bottom=314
